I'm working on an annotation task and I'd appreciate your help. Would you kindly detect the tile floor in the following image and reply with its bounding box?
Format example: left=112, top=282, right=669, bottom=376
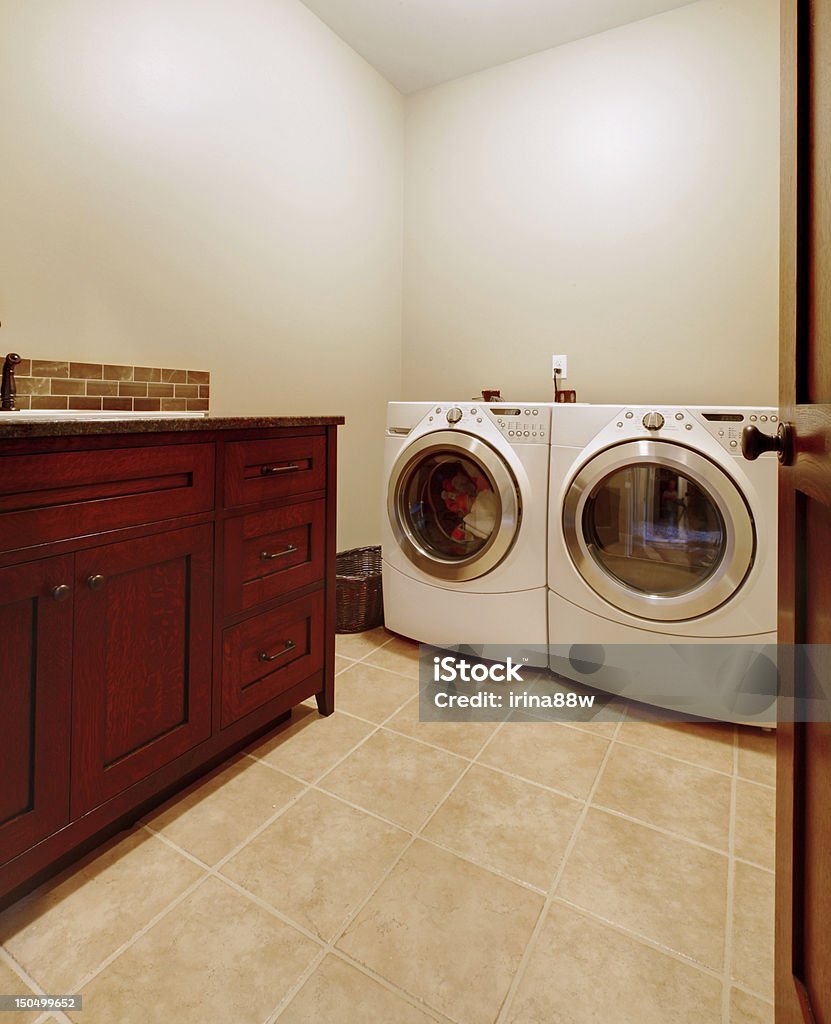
left=0, top=628, right=776, bottom=1024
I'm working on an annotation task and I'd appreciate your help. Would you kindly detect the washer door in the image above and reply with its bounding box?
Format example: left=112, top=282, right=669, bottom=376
left=563, top=440, right=755, bottom=621
left=388, top=431, right=520, bottom=582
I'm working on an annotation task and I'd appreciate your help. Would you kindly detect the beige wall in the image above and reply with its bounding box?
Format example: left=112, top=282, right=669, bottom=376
left=0, top=0, right=780, bottom=548
left=403, top=0, right=780, bottom=406
left=0, top=0, right=404, bottom=548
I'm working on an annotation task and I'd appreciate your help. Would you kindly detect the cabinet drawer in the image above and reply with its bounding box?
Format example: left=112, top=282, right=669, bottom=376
left=223, top=500, right=325, bottom=615
left=221, top=591, right=324, bottom=726
left=0, top=444, right=215, bottom=552
left=223, top=435, right=325, bottom=508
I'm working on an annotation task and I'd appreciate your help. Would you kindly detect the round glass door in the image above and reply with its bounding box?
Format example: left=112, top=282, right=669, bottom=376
left=563, top=441, right=755, bottom=620
left=388, top=431, right=520, bottom=581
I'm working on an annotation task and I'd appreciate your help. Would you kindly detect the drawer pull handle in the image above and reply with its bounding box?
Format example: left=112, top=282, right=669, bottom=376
left=87, top=574, right=106, bottom=591
left=51, top=584, right=71, bottom=602
left=258, top=639, right=296, bottom=663
left=261, top=462, right=299, bottom=476
left=260, top=544, right=298, bottom=562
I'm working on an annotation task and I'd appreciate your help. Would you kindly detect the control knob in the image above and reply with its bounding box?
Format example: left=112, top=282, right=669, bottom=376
left=446, top=407, right=463, bottom=424
left=642, top=411, right=665, bottom=431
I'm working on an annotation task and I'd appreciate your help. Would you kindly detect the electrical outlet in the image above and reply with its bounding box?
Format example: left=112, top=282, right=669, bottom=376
left=552, top=355, right=568, bottom=380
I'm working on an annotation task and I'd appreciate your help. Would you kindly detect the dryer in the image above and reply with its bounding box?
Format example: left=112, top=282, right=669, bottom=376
left=382, top=401, right=550, bottom=665
left=548, top=404, right=778, bottom=722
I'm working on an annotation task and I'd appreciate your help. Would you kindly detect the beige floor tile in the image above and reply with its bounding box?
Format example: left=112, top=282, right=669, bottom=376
left=386, top=695, right=499, bottom=758
left=70, top=877, right=319, bottom=1024
left=248, top=709, right=375, bottom=782
left=423, top=765, right=581, bottom=890
left=593, top=743, right=732, bottom=849
left=338, top=840, right=542, bottom=1024
left=143, top=757, right=302, bottom=865
left=617, top=710, right=735, bottom=774
left=221, top=790, right=409, bottom=940
left=507, top=901, right=722, bottom=1024
left=320, top=730, right=466, bottom=831
left=280, top=954, right=439, bottom=1024
left=335, top=627, right=393, bottom=660
left=731, top=861, right=775, bottom=1000
left=479, top=721, right=609, bottom=800
left=730, top=988, right=774, bottom=1024
left=361, top=635, right=421, bottom=678
left=736, top=728, right=776, bottom=786
left=0, top=957, right=42, bottom=1023
left=0, top=830, right=204, bottom=992
left=335, top=663, right=418, bottom=723
left=558, top=808, right=728, bottom=969
left=734, top=779, right=775, bottom=870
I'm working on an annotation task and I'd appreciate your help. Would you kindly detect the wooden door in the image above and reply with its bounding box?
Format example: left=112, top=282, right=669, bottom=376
left=776, top=1, right=831, bottom=1019
left=0, top=556, right=73, bottom=866
left=71, top=525, right=213, bottom=816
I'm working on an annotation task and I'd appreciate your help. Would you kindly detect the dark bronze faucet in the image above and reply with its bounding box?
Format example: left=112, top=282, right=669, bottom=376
left=1, top=349, right=22, bottom=411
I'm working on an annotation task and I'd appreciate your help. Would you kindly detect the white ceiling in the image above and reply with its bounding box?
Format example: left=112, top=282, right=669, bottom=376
left=299, top=0, right=700, bottom=94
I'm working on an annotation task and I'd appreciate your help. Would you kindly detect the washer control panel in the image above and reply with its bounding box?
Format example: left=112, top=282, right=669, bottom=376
left=426, top=404, right=550, bottom=442
left=610, top=408, right=779, bottom=453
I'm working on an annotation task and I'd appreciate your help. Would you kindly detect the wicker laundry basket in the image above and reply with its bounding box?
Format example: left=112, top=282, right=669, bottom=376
left=335, top=546, right=384, bottom=633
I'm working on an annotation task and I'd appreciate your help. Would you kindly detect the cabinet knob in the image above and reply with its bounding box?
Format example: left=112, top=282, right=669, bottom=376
left=87, top=574, right=106, bottom=591
left=51, top=584, right=71, bottom=602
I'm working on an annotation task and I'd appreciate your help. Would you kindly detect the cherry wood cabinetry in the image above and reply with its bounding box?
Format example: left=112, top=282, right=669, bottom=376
left=71, top=525, right=214, bottom=816
left=0, top=419, right=340, bottom=908
left=0, top=557, right=73, bottom=865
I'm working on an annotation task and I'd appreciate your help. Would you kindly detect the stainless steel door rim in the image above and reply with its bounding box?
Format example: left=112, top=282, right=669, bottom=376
left=388, top=430, right=521, bottom=582
left=563, top=440, right=756, bottom=621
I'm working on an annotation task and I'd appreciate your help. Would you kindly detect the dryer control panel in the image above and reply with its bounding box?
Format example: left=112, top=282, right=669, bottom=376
left=609, top=407, right=779, bottom=454
left=424, top=404, right=550, bottom=442
left=489, top=405, right=549, bottom=442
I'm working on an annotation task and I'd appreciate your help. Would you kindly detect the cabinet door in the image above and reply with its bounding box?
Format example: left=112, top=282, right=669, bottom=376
left=0, top=556, right=73, bottom=867
left=71, top=525, right=213, bottom=817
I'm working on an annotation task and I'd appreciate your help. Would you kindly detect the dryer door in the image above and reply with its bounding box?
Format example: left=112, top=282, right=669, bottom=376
left=563, top=440, right=755, bottom=621
left=388, top=431, right=520, bottom=582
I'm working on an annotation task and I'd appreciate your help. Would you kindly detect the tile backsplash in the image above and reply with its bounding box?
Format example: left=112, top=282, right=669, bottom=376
left=10, top=360, right=210, bottom=412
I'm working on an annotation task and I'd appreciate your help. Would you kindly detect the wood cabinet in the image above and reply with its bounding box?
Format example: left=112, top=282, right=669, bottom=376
left=71, top=526, right=214, bottom=816
left=0, top=557, right=72, bottom=865
left=0, top=418, right=340, bottom=907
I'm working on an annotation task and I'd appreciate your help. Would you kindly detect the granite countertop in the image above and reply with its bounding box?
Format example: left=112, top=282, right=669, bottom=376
left=0, top=414, right=345, bottom=439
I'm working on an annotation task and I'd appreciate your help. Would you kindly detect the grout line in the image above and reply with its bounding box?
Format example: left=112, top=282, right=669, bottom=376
left=612, top=734, right=740, bottom=782
left=722, top=731, right=740, bottom=1024
left=66, top=873, right=211, bottom=995
left=0, top=946, right=71, bottom=1024
left=328, top=948, right=457, bottom=1023
left=728, top=980, right=775, bottom=1006
left=550, top=893, right=730, bottom=981
left=494, top=715, right=623, bottom=1024
left=584, top=803, right=731, bottom=860
left=732, top=854, right=774, bottom=875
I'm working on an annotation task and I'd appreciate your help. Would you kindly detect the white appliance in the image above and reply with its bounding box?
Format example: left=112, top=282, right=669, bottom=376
left=382, top=401, right=551, bottom=665
left=548, top=404, right=778, bottom=723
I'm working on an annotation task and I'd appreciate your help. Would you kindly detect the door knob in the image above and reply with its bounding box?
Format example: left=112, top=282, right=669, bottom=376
left=86, top=574, right=106, bottom=591
left=741, top=422, right=794, bottom=465
left=51, top=584, right=71, bottom=601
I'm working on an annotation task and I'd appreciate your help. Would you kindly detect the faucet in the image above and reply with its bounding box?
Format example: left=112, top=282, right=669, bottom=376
left=1, top=351, right=22, bottom=411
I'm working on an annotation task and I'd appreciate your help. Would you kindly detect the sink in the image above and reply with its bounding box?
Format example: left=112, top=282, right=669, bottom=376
left=1, top=410, right=209, bottom=421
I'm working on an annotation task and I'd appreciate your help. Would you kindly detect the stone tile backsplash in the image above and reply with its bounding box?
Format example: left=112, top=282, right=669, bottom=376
left=10, top=360, right=210, bottom=412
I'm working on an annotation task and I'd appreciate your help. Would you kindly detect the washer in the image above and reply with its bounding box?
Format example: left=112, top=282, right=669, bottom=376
left=382, top=401, right=550, bottom=665
left=548, top=404, right=778, bottom=722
